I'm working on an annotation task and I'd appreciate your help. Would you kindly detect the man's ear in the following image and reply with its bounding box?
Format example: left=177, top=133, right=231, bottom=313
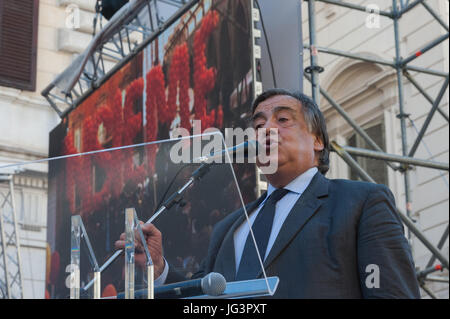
left=314, top=135, right=324, bottom=152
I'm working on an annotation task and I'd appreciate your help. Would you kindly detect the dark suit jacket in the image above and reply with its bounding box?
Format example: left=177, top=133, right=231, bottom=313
left=189, top=172, right=420, bottom=298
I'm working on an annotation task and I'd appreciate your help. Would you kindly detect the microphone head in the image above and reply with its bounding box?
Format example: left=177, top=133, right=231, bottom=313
left=201, top=272, right=226, bottom=296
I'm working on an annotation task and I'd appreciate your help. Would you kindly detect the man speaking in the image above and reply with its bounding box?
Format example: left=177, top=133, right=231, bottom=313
left=116, top=88, right=420, bottom=298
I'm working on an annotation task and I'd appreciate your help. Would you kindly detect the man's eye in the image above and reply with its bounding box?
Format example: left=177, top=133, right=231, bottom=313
left=278, top=117, right=289, bottom=122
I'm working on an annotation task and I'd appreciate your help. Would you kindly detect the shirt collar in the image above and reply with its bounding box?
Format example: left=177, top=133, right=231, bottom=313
left=266, top=166, right=318, bottom=197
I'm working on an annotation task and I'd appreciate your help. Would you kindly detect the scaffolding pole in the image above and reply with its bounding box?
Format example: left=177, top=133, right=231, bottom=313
left=41, top=0, right=199, bottom=118
left=304, top=74, right=399, bottom=171
left=331, top=141, right=449, bottom=271
left=0, top=174, right=24, bottom=299
left=403, top=70, right=449, bottom=122
left=408, top=75, right=450, bottom=158
left=339, top=145, right=449, bottom=171
left=306, top=0, right=449, bottom=298
left=307, top=0, right=321, bottom=104
left=393, top=0, right=414, bottom=240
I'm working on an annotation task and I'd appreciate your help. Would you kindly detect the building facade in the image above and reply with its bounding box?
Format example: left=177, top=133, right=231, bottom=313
left=301, top=0, right=449, bottom=298
left=0, top=0, right=101, bottom=298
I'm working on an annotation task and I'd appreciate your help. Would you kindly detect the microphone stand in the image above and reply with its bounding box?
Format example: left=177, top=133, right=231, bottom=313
left=82, top=162, right=212, bottom=293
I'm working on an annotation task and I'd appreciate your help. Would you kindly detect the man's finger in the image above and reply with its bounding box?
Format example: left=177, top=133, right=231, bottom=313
left=141, top=223, right=161, bottom=237
left=115, top=239, right=145, bottom=252
left=134, top=228, right=144, bottom=239
left=114, top=240, right=125, bottom=249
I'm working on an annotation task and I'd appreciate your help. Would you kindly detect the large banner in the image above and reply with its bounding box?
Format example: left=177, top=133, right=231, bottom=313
left=46, top=0, right=257, bottom=298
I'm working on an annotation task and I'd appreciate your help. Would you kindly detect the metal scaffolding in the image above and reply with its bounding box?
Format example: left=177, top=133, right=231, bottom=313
left=304, top=0, right=449, bottom=298
left=41, top=0, right=198, bottom=118
left=0, top=173, right=24, bottom=299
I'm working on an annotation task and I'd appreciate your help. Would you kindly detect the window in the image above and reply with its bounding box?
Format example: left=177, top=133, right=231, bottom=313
left=0, top=0, right=39, bottom=91
left=14, top=179, right=48, bottom=231
left=348, top=121, right=388, bottom=185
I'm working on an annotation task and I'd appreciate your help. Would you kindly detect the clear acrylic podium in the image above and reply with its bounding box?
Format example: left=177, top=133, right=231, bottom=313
left=0, top=132, right=278, bottom=299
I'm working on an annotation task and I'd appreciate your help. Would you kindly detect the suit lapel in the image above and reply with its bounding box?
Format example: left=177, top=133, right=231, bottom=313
left=214, top=193, right=267, bottom=281
left=260, top=173, right=329, bottom=276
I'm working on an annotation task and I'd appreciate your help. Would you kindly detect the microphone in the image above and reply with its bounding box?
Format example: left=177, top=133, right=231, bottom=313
left=116, top=272, right=226, bottom=299
left=194, top=140, right=259, bottom=163
left=82, top=143, right=256, bottom=293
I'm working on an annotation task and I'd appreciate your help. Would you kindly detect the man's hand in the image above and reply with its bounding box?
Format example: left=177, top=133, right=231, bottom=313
left=114, top=222, right=165, bottom=278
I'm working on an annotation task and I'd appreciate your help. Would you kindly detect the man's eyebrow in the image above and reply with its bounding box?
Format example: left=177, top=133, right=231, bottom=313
left=251, top=111, right=266, bottom=122
left=251, top=105, right=299, bottom=123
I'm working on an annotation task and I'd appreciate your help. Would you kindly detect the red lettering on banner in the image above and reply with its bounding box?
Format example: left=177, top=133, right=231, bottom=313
left=145, top=64, right=166, bottom=175
left=193, top=10, right=222, bottom=129
left=122, top=78, right=146, bottom=186
left=168, top=43, right=191, bottom=130
left=64, top=10, right=224, bottom=213
left=64, top=80, right=145, bottom=214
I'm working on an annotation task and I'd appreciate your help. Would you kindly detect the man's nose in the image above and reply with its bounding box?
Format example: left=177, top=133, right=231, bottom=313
left=257, top=125, right=278, bottom=141
left=257, top=127, right=271, bottom=140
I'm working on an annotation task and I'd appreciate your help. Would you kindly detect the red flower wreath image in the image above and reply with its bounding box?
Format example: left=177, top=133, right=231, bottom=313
left=63, top=9, right=225, bottom=215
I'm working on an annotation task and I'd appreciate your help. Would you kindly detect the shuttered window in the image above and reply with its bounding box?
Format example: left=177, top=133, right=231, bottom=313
left=0, top=0, right=39, bottom=91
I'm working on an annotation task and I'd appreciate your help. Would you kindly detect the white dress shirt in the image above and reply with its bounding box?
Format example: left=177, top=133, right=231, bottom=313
left=156, top=166, right=318, bottom=284
left=233, top=167, right=318, bottom=271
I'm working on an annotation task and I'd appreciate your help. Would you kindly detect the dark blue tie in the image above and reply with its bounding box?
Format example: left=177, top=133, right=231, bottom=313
left=235, top=188, right=289, bottom=281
